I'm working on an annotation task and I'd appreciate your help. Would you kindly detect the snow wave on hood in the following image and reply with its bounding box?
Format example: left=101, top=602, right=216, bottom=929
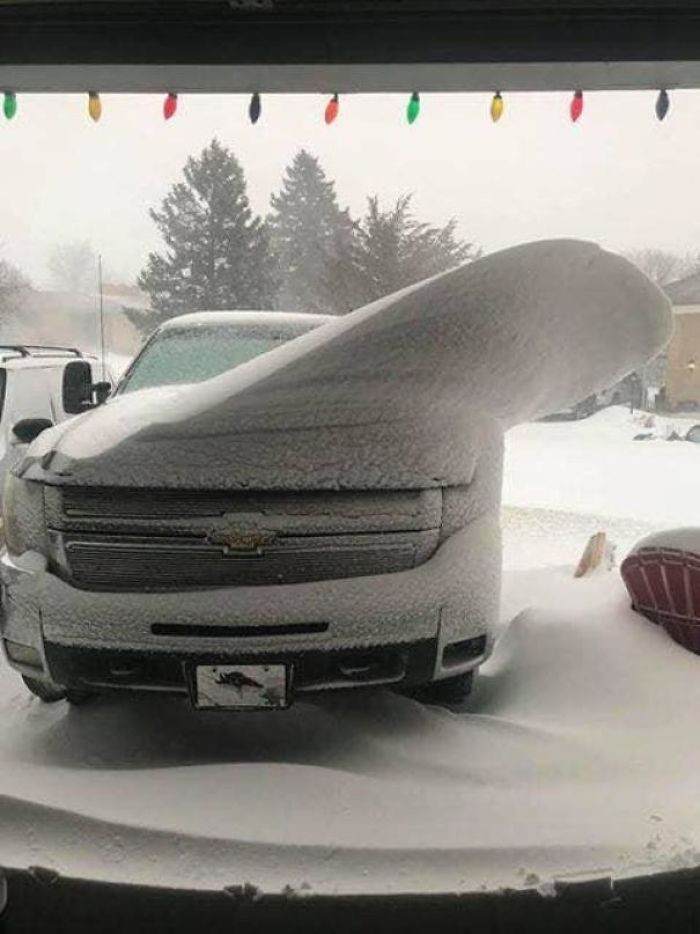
left=22, top=239, right=671, bottom=491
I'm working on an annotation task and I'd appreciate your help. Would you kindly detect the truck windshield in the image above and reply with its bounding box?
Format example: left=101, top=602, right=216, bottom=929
left=118, top=322, right=312, bottom=393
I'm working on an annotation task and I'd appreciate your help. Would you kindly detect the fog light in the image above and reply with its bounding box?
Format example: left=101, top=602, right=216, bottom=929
left=4, top=640, right=42, bottom=668
left=338, top=650, right=406, bottom=683
left=442, top=635, right=487, bottom=668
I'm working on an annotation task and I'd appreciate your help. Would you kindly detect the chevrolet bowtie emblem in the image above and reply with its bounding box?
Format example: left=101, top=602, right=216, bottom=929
left=205, top=528, right=277, bottom=552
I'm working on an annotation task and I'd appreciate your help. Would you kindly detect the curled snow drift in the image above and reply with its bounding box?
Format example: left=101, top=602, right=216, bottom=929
left=24, top=239, right=671, bottom=490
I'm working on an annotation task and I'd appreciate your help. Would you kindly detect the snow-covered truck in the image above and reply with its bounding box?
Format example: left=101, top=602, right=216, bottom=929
left=0, top=241, right=671, bottom=710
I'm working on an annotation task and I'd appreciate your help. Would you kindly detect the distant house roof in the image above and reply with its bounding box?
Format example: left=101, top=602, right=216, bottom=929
left=663, top=272, right=700, bottom=306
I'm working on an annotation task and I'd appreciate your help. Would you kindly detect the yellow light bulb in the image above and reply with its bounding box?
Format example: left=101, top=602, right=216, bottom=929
left=490, top=91, right=504, bottom=122
left=88, top=92, right=102, bottom=122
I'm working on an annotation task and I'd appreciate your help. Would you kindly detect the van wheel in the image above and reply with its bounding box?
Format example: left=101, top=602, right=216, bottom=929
left=21, top=675, right=67, bottom=703
left=405, top=670, right=474, bottom=707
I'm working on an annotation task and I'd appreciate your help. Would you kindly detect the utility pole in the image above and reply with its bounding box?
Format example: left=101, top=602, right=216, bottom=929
left=97, top=254, right=106, bottom=381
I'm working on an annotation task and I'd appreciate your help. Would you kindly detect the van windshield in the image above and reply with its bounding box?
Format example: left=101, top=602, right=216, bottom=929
left=118, top=321, right=315, bottom=393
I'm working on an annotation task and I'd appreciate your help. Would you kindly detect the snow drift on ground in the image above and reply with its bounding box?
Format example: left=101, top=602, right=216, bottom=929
left=1, top=407, right=700, bottom=894
left=504, top=406, right=700, bottom=531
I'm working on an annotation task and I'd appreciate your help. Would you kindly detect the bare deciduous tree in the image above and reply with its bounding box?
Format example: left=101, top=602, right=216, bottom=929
left=624, top=248, right=699, bottom=286
left=49, top=241, right=97, bottom=292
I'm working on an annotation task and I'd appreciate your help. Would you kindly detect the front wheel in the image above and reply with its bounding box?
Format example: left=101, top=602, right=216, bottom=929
left=22, top=676, right=95, bottom=706
left=22, top=675, right=66, bottom=703
left=404, top=670, right=474, bottom=708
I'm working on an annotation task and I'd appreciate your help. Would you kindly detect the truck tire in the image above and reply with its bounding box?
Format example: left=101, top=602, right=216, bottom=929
left=404, top=670, right=474, bottom=707
left=21, top=675, right=66, bottom=703
left=22, top=676, right=95, bottom=706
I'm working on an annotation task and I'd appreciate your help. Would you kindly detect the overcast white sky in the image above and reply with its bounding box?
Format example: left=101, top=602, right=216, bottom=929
left=3, top=89, right=700, bottom=287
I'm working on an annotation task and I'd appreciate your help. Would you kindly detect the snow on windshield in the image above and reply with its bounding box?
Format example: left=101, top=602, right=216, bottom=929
left=120, top=327, right=286, bottom=392
left=119, top=317, right=329, bottom=393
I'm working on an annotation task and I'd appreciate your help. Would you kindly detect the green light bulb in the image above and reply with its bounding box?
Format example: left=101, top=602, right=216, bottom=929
left=4, top=92, right=17, bottom=120
left=407, top=91, right=420, bottom=124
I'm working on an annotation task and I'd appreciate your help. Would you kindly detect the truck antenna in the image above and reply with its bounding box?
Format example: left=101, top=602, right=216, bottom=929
left=97, top=253, right=106, bottom=381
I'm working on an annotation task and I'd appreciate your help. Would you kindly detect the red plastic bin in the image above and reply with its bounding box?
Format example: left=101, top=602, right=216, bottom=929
left=621, top=546, right=700, bottom=654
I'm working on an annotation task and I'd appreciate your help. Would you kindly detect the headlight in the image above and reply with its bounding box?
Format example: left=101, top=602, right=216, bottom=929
left=2, top=473, right=47, bottom=556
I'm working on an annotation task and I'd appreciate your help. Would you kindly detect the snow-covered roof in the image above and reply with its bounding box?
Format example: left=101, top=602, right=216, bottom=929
left=673, top=305, right=700, bottom=316
left=158, top=311, right=336, bottom=331
left=0, top=347, right=98, bottom=370
left=663, top=272, right=700, bottom=306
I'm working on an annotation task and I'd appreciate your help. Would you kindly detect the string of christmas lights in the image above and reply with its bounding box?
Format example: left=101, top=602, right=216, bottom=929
left=0, top=89, right=684, bottom=124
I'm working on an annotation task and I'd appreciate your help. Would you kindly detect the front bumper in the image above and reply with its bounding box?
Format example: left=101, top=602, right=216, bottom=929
left=0, top=515, right=500, bottom=694
left=40, top=637, right=484, bottom=697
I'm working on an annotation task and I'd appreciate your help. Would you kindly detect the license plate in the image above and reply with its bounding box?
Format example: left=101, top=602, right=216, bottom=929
left=193, top=664, right=290, bottom=710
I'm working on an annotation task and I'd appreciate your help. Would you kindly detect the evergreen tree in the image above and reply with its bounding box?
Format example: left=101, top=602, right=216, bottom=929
left=137, top=139, right=276, bottom=322
left=268, top=150, right=354, bottom=314
left=341, top=195, right=480, bottom=307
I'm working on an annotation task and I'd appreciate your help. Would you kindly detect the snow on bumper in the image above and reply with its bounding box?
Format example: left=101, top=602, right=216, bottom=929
left=0, top=514, right=500, bottom=677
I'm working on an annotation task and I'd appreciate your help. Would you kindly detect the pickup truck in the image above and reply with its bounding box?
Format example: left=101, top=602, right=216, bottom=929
left=0, top=243, right=671, bottom=711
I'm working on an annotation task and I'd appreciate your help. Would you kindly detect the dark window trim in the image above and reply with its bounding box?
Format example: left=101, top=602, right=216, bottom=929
left=0, top=368, right=7, bottom=426
left=4, top=2, right=700, bottom=91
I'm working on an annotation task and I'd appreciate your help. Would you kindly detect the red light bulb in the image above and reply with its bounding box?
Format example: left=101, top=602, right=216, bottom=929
left=163, top=93, right=178, bottom=120
left=325, top=93, right=339, bottom=124
left=570, top=90, right=584, bottom=122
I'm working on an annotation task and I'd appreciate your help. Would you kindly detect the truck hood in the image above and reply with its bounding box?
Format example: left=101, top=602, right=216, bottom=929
left=21, top=239, right=672, bottom=491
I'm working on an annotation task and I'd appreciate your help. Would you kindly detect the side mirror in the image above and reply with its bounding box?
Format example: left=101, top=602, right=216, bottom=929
left=12, top=418, right=53, bottom=445
left=62, top=360, right=94, bottom=414
left=93, top=381, right=112, bottom=405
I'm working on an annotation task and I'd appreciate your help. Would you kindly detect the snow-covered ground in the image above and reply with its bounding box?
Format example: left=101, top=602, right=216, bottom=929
left=1, top=406, right=700, bottom=894
left=504, top=406, right=700, bottom=533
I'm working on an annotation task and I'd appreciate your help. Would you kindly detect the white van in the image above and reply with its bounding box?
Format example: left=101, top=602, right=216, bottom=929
left=0, top=346, right=105, bottom=489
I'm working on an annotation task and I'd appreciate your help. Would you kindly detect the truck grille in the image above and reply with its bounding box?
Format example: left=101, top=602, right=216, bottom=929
left=46, top=486, right=442, bottom=592
left=61, top=533, right=431, bottom=591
